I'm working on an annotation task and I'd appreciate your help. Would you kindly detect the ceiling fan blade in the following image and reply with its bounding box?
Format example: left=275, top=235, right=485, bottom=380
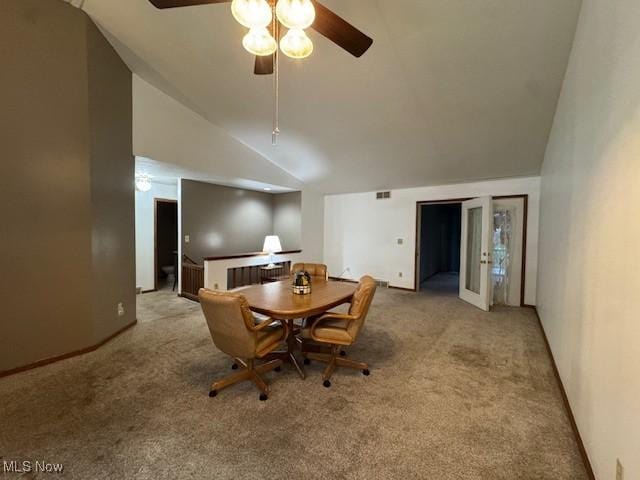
left=148, top=0, right=231, bottom=9
left=310, top=0, right=373, bottom=58
left=254, top=55, right=274, bottom=75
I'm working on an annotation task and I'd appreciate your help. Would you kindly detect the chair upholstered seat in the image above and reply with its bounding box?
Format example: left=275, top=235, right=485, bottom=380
left=301, top=316, right=353, bottom=344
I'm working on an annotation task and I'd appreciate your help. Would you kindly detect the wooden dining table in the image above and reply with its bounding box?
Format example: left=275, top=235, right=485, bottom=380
left=240, top=279, right=357, bottom=379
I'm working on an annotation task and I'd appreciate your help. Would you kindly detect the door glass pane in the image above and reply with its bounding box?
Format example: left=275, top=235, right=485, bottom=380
left=492, top=207, right=514, bottom=305
left=465, top=207, right=482, bottom=293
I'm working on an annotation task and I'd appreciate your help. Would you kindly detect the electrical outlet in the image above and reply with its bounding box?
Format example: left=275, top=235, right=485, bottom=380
left=397, top=238, right=404, bottom=245
left=616, top=459, right=624, bottom=480
left=398, top=272, right=403, bottom=278
left=117, top=302, right=125, bottom=317
left=214, top=283, right=219, bottom=290
left=184, top=235, right=190, bottom=244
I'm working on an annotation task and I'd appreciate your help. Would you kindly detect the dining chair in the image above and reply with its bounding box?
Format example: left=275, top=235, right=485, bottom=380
left=299, top=275, right=377, bottom=387
left=291, top=262, right=329, bottom=280
left=291, top=263, right=330, bottom=331
left=198, top=288, right=288, bottom=401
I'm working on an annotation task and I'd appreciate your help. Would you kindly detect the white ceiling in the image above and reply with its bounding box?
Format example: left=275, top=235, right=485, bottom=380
left=81, top=0, right=582, bottom=194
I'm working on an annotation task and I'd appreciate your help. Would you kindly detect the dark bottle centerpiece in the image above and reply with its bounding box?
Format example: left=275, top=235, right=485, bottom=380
left=292, top=271, right=312, bottom=295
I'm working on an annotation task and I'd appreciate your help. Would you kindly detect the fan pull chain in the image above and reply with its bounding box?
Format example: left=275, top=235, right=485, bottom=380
left=272, top=6, right=280, bottom=146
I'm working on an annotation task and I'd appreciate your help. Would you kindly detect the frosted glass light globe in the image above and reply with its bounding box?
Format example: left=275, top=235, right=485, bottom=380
left=280, top=28, right=314, bottom=59
left=242, top=27, right=277, bottom=56
left=231, top=0, right=272, bottom=29
left=276, top=0, right=316, bottom=30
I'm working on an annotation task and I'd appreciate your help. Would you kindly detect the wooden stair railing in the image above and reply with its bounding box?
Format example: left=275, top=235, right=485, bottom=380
left=181, top=254, right=204, bottom=302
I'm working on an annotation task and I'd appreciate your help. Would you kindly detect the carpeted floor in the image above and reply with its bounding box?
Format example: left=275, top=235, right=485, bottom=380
left=0, top=284, right=588, bottom=479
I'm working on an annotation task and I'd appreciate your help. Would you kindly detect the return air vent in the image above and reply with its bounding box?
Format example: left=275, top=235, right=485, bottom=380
left=376, top=191, right=391, bottom=200
left=375, top=280, right=390, bottom=288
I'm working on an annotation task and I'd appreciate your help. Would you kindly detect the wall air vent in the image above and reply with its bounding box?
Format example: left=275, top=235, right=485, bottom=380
left=376, top=280, right=390, bottom=288
left=376, top=191, right=391, bottom=200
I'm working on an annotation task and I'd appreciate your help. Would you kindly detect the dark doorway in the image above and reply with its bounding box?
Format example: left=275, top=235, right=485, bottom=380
left=154, top=199, right=178, bottom=291
left=418, top=203, right=462, bottom=295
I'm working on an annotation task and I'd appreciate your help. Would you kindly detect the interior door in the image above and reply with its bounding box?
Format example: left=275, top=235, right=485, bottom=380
left=459, top=196, right=493, bottom=311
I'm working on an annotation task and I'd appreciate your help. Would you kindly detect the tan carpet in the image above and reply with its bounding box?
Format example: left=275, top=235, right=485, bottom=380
left=0, top=283, right=588, bottom=479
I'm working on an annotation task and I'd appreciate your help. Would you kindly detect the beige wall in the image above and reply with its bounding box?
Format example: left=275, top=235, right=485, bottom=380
left=0, top=0, right=134, bottom=372
left=273, top=191, right=302, bottom=251
left=86, top=16, right=136, bottom=342
left=324, top=176, right=540, bottom=298
left=181, top=180, right=303, bottom=262
left=537, top=0, right=640, bottom=478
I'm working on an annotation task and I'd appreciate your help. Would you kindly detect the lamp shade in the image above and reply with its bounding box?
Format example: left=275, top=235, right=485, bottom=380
left=263, top=235, right=282, bottom=254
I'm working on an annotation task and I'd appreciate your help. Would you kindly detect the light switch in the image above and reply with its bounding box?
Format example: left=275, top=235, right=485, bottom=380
left=185, top=235, right=190, bottom=244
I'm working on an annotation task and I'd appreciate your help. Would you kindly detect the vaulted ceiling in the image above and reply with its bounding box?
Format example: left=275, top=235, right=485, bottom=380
left=80, top=0, right=582, bottom=194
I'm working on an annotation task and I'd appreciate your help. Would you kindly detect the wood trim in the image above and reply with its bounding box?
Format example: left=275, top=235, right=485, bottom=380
left=179, top=292, right=200, bottom=303
left=203, top=249, right=302, bottom=262
left=414, top=198, right=473, bottom=291
left=140, top=289, right=156, bottom=294
left=413, top=195, right=529, bottom=307
left=330, top=277, right=413, bottom=292
left=531, top=307, right=595, bottom=480
left=154, top=198, right=178, bottom=292
left=0, top=319, right=137, bottom=378
left=328, top=276, right=358, bottom=284
left=388, top=285, right=415, bottom=292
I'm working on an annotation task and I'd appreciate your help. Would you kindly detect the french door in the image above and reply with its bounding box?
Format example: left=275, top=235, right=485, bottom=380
left=459, top=196, right=493, bottom=311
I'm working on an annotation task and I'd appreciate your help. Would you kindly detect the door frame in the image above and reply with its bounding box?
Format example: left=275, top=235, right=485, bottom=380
left=413, top=194, right=529, bottom=307
left=154, top=198, right=178, bottom=292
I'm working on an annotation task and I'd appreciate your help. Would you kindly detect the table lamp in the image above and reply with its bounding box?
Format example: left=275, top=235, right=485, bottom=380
left=263, top=235, right=282, bottom=268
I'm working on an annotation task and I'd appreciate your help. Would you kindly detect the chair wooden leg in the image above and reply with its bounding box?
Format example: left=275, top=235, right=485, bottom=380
left=322, top=356, right=337, bottom=382
left=209, top=358, right=282, bottom=399
left=209, top=369, right=251, bottom=394
left=336, top=357, right=369, bottom=371
left=306, top=347, right=370, bottom=384
left=254, top=359, right=283, bottom=375
left=250, top=370, right=269, bottom=394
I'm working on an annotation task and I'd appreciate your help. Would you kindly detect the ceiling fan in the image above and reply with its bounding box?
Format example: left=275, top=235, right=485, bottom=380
left=148, top=0, right=374, bottom=75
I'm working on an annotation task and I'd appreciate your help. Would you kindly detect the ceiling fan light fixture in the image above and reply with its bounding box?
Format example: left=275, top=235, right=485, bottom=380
left=242, top=27, right=277, bottom=56
left=280, top=28, right=313, bottom=59
left=231, top=0, right=272, bottom=29
left=275, top=0, right=315, bottom=30
left=135, top=174, right=152, bottom=193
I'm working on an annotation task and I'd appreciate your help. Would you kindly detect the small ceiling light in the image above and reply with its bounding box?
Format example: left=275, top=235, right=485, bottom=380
left=135, top=174, right=152, bottom=192
left=280, top=28, right=313, bottom=59
left=264, top=187, right=272, bottom=191
left=231, top=0, right=272, bottom=29
left=276, top=0, right=316, bottom=30
left=243, top=27, right=277, bottom=56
